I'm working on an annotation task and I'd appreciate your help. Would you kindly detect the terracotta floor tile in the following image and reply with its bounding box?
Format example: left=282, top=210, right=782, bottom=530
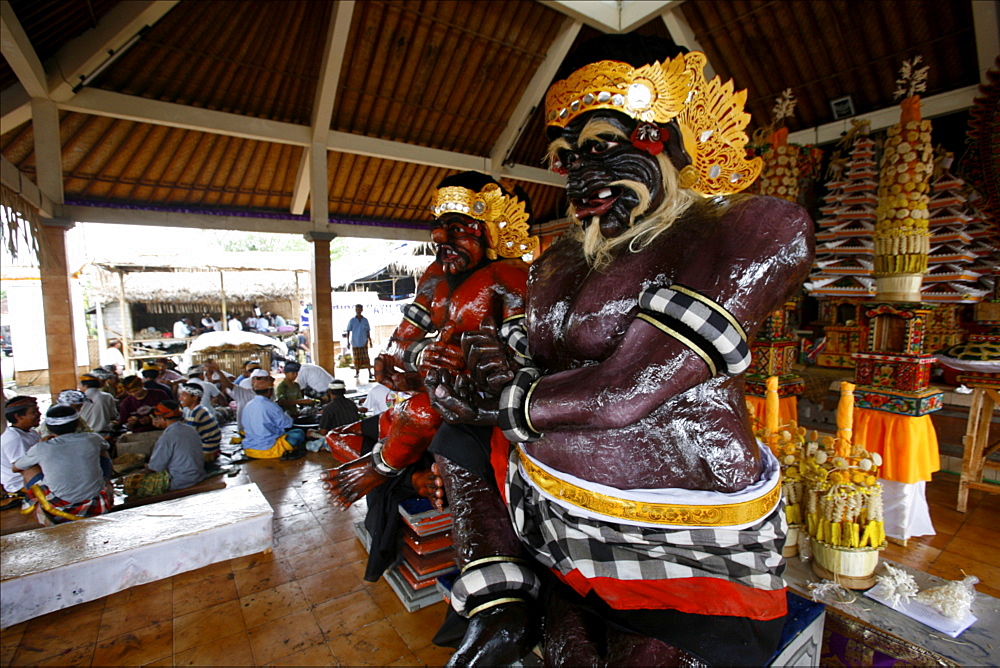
left=231, top=549, right=278, bottom=572
left=313, top=589, right=385, bottom=639
left=882, top=542, right=942, bottom=572
left=953, top=522, right=1000, bottom=551
left=262, top=486, right=304, bottom=506
left=328, top=618, right=411, bottom=666
left=333, top=536, right=369, bottom=565
left=14, top=601, right=104, bottom=665
left=234, top=557, right=298, bottom=597
left=319, top=516, right=362, bottom=543
left=388, top=653, right=422, bottom=666
left=98, top=587, right=174, bottom=640
left=387, top=602, right=449, bottom=651
left=272, top=512, right=321, bottom=538
left=171, top=559, right=233, bottom=587
left=368, top=579, right=409, bottom=617
left=927, top=504, right=967, bottom=535
left=91, top=620, right=172, bottom=667
left=141, top=656, right=173, bottom=666
left=172, top=571, right=239, bottom=617
left=246, top=475, right=290, bottom=493
left=298, top=562, right=366, bottom=607
left=413, top=642, right=456, bottom=666
left=173, top=599, right=246, bottom=654
left=928, top=551, right=1000, bottom=592
left=246, top=609, right=325, bottom=665
left=23, top=643, right=95, bottom=667
left=240, top=580, right=311, bottom=629
left=104, top=578, right=172, bottom=608
left=288, top=542, right=349, bottom=580
left=273, top=526, right=334, bottom=560
left=174, top=629, right=255, bottom=666
left=266, top=641, right=336, bottom=666
left=963, top=497, right=1000, bottom=529
left=946, top=534, right=1000, bottom=568
left=270, top=499, right=312, bottom=519
left=1, top=622, right=26, bottom=666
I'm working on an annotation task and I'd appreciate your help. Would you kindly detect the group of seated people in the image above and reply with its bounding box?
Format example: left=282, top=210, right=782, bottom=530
left=1, top=355, right=367, bottom=524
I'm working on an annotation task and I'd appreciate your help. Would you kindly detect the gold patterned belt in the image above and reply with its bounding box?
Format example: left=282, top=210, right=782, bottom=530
left=517, top=448, right=780, bottom=528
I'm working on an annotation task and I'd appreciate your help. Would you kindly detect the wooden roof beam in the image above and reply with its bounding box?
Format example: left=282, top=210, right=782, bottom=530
left=292, top=0, right=355, bottom=217
left=47, top=1, right=178, bottom=102
left=787, top=85, right=978, bottom=146
left=540, top=0, right=679, bottom=33
left=1, top=155, right=56, bottom=217
left=0, top=81, right=31, bottom=131
left=61, top=204, right=428, bottom=241
left=661, top=5, right=716, bottom=80
left=61, top=88, right=563, bottom=187
left=1, top=1, right=48, bottom=97
left=490, top=16, right=581, bottom=177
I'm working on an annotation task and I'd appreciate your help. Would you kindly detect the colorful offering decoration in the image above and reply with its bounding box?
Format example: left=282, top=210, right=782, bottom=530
left=802, top=381, right=886, bottom=589
left=873, top=57, right=933, bottom=302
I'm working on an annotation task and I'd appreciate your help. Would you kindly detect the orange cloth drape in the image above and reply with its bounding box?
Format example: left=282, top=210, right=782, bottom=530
left=853, top=408, right=939, bottom=484
left=746, top=395, right=798, bottom=430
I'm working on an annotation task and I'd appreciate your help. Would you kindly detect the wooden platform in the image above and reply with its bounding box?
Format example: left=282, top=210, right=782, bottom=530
left=0, top=483, right=272, bottom=629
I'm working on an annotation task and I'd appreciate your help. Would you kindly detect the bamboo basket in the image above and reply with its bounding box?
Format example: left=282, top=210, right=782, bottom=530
left=783, top=524, right=802, bottom=558
left=811, top=539, right=884, bottom=589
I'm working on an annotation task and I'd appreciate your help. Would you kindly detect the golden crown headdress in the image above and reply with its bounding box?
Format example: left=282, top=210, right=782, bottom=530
left=544, top=52, right=762, bottom=197
left=430, top=183, right=538, bottom=260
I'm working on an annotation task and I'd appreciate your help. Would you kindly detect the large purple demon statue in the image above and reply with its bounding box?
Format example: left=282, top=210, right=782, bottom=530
left=426, top=35, right=815, bottom=666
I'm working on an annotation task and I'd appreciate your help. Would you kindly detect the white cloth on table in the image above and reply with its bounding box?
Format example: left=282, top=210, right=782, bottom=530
left=880, top=478, right=935, bottom=540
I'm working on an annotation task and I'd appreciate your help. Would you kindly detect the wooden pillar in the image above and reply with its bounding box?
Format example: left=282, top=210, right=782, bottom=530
left=304, top=231, right=336, bottom=372
left=39, top=222, right=77, bottom=401
left=219, top=271, right=229, bottom=331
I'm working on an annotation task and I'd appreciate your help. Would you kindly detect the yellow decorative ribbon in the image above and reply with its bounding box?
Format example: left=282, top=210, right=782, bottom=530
left=518, top=450, right=780, bottom=527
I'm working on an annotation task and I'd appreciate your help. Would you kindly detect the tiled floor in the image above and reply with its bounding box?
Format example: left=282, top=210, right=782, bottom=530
left=1, top=456, right=998, bottom=666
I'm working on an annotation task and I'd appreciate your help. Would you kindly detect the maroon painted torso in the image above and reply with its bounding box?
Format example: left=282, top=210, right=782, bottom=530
left=524, top=196, right=814, bottom=493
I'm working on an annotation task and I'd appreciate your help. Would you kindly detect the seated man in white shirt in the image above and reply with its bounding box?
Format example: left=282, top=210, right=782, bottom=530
left=290, top=362, right=334, bottom=398
left=79, top=373, right=118, bottom=434
left=185, top=365, right=223, bottom=418
left=1, top=397, right=42, bottom=502
left=13, top=404, right=112, bottom=524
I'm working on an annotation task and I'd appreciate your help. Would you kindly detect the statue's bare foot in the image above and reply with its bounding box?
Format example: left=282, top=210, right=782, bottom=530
left=321, top=456, right=387, bottom=509
left=447, top=602, right=537, bottom=667
left=411, top=462, right=446, bottom=509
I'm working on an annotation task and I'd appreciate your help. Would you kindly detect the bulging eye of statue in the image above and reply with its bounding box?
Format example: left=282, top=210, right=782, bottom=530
left=589, top=140, right=618, bottom=155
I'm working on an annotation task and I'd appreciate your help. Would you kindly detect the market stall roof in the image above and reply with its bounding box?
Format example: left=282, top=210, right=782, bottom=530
left=2, top=0, right=995, bottom=241
left=84, top=245, right=434, bottom=303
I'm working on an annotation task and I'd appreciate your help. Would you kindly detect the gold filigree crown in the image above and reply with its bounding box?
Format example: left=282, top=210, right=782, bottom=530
left=545, top=52, right=762, bottom=197
left=430, top=183, right=538, bottom=259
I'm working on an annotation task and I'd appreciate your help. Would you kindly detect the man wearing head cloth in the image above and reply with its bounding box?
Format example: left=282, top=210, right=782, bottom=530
left=427, top=34, right=814, bottom=665
left=124, top=401, right=206, bottom=498
left=13, top=404, right=113, bottom=523
left=323, top=171, right=536, bottom=514
left=37, top=390, right=95, bottom=439
left=317, top=379, right=360, bottom=435
left=79, top=373, right=118, bottom=434
left=1, top=397, right=41, bottom=497
left=185, top=365, right=223, bottom=417
left=240, top=370, right=308, bottom=459
left=178, top=383, right=222, bottom=462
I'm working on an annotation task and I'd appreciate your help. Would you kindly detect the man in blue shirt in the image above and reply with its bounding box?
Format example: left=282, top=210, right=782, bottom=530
left=344, top=304, right=374, bottom=381
left=241, top=372, right=306, bottom=460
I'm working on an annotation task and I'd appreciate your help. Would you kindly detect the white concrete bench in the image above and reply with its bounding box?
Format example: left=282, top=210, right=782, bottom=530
left=0, top=483, right=272, bottom=628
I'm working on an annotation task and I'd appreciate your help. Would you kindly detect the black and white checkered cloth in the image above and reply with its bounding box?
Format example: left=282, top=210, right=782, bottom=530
left=499, top=315, right=530, bottom=360
left=402, top=302, right=436, bottom=333
left=507, top=450, right=786, bottom=594
left=637, top=284, right=750, bottom=376
left=450, top=560, right=541, bottom=617
left=402, top=337, right=432, bottom=373
left=499, top=366, right=542, bottom=443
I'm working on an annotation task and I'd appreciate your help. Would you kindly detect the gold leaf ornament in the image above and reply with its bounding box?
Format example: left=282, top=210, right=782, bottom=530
left=430, top=183, right=538, bottom=260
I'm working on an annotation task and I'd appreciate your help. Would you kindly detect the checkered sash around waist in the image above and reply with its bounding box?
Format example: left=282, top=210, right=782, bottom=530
left=506, top=449, right=787, bottom=597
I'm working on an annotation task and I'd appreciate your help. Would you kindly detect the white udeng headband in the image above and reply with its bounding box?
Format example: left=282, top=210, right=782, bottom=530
left=45, top=411, right=80, bottom=426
